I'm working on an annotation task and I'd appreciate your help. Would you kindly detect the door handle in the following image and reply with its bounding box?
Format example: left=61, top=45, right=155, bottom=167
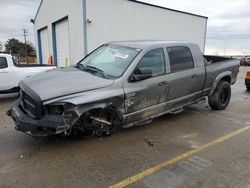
left=158, top=81, right=168, bottom=86
left=191, top=74, right=198, bottom=78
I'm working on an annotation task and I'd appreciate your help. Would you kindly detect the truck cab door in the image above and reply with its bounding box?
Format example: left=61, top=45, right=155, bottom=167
left=0, top=57, right=11, bottom=91
left=123, top=48, right=168, bottom=124
left=166, top=46, right=205, bottom=108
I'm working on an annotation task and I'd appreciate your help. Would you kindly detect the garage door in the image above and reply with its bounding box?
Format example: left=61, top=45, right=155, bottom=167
left=39, top=28, right=50, bottom=64
left=55, top=19, right=70, bottom=67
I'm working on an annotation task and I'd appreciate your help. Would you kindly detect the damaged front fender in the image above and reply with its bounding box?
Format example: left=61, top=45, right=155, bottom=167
left=45, top=88, right=126, bottom=129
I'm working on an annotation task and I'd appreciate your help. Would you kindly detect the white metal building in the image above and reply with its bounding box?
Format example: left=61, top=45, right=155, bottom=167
left=34, top=0, right=208, bottom=67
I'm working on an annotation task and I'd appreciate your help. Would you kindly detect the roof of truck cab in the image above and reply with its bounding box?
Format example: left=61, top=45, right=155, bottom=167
left=108, top=40, right=194, bottom=50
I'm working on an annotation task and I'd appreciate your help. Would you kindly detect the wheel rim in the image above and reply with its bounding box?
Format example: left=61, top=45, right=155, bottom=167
left=220, top=87, right=230, bottom=105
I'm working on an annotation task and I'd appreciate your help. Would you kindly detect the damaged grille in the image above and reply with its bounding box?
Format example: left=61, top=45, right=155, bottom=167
left=20, top=89, right=43, bottom=119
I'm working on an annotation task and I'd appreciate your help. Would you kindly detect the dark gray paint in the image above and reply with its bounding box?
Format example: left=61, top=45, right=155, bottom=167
left=8, top=41, right=239, bottom=136
left=23, top=67, right=114, bottom=101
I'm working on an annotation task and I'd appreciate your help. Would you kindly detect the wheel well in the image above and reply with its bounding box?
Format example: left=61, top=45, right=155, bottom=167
left=221, top=76, right=231, bottom=83
left=104, top=106, right=122, bottom=119
left=210, top=75, right=232, bottom=96
left=80, top=106, right=122, bottom=126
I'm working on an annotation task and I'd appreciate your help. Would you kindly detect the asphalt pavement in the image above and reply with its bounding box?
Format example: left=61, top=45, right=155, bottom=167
left=0, top=66, right=250, bottom=188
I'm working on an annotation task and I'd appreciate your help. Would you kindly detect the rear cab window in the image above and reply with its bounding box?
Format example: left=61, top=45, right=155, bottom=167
left=167, top=46, right=194, bottom=73
left=0, top=57, right=8, bottom=69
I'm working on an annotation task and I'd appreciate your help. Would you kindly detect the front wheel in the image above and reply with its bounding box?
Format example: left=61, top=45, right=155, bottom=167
left=208, top=81, right=231, bottom=110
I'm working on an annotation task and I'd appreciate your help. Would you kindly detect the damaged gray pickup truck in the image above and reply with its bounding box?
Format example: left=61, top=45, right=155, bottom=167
left=7, top=41, right=239, bottom=137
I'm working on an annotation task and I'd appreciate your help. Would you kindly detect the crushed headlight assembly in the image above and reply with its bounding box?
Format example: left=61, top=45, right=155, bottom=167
left=45, top=104, right=65, bottom=115
left=45, top=103, right=76, bottom=115
left=44, top=103, right=79, bottom=126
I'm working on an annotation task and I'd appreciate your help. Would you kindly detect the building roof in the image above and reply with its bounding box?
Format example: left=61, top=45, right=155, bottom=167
left=128, top=0, right=208, bottom=19
left=34, top=0, right=43, bottom=22
left=34, top=0, right=208, bottom=22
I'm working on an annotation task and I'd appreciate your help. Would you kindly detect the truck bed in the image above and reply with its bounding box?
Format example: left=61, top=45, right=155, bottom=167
left=202, top=55, right=239, bottom=96
left=204, top=55, right=234, bottom=64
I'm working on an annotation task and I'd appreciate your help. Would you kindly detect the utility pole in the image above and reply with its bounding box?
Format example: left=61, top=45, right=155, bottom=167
left=22, top=29, right=28, bottom=64
left=0, top=41, right=3, bottom=52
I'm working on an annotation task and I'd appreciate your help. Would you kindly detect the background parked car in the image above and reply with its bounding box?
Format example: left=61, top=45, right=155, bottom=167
left=0, top=53, right=55, bottom=94
left=240, top=57, right=250, bottom=66
left=245, top=71, right=250, bottom=91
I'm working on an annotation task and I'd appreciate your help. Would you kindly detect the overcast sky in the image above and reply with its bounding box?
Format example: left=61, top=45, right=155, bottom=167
left=141, top=0, right=250, bottom=55
left=0, top=0, right=40, bottom=48
left=0, top=0, right=249, bottom=55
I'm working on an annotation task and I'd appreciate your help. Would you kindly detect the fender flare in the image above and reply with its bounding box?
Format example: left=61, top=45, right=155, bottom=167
left=209, top=71, right=232, bottom=96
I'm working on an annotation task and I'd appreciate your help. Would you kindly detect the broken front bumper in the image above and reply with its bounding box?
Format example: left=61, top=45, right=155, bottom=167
left=7, top=99, right=68, bottom=136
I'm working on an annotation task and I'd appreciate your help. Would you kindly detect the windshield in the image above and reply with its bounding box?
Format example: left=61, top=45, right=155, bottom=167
left=78, top=44, right=140, bottom=78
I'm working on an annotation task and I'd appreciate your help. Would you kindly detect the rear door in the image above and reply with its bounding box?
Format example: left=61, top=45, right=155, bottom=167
left=123, top=48, right=168, bottom=123
left=166, top=46, right=205, bottom=108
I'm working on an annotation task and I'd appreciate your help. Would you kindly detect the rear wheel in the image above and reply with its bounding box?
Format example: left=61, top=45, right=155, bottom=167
left=208, top=81, right=231, bottom=110
left=247, top=86, right=250, bottom=91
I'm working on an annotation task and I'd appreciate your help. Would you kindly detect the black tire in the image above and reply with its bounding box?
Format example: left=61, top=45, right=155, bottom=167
left=247, top=86, right=250, bottom=91
left=208, top=81, right=231, bottom=110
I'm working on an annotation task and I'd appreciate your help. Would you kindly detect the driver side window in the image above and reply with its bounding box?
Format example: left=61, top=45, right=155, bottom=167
left=0, top=57, right=8, bottom=69
left=137, top=48, right=166, bottom=77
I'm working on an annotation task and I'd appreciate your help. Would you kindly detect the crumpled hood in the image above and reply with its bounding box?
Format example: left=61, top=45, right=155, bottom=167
left=21, top=67, right=114, bottom=101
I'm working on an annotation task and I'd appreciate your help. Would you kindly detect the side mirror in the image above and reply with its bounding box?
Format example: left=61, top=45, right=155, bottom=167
left=130, top=67, right=153, bottom=82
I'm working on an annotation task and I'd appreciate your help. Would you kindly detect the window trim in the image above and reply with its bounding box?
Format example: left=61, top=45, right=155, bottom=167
left=132, top=48, right=166, bottom=79
left=167, top=46, right=195, bottom=73
left=0, top=57, right=8, bottom=69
